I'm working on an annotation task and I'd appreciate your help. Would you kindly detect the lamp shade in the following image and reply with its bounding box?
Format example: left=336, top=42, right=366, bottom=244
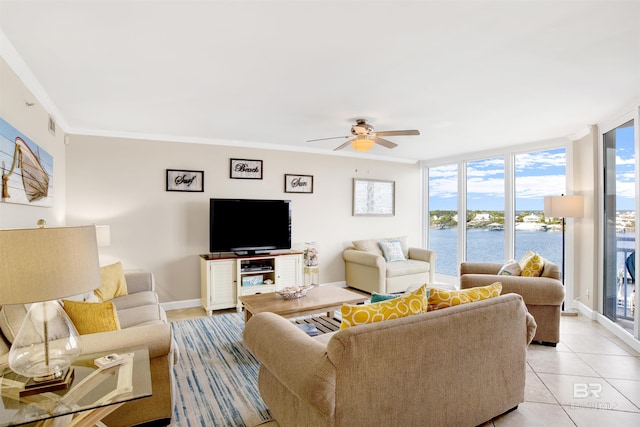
left=95, top=224, right=111, bottom=247
left=543, top=195, right=584, bottom=219
left=0, top=225, right=101, bottom=304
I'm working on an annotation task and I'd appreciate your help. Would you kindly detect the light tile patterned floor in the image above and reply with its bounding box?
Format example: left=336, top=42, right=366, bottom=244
left=489, top=315, right=640, bottom=426
left=168, top=307, right=640, bottom=426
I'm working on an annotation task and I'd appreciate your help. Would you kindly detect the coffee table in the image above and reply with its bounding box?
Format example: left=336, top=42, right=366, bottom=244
left=239, top=285, right=368, bottom=322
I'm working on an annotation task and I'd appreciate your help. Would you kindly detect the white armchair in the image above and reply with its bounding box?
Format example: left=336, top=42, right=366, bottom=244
left=343, top=237, right=437, bottom=294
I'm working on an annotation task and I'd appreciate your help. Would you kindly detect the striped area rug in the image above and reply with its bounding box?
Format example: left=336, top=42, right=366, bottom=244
left=169, top=313, right=273, bottom=427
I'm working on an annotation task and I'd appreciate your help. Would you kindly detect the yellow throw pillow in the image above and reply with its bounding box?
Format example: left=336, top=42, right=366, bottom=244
left=340, top=284, right=428, bottom=329
left=520, top=252, right=544, bottom=277
left=428, top=282, right=502, bottom=311
left=95, top=262, right=129, bottom=301
left=63, top=300, right=121, bottom=335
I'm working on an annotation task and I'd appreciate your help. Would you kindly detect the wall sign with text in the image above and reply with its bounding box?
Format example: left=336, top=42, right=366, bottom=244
left=230, top=158, right=263, bottom=179
left=166, top=169, right=204, bottom=192
left=284, top=174, right=313, bottom=193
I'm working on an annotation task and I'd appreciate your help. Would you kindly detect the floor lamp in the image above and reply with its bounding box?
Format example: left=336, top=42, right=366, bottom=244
left=544, top=195, right=584, bottom=310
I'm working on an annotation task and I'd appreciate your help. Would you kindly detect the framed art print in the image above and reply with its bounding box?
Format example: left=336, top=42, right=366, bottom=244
left=284, top=174, right=313, bottom=193
left=230, top=159, right=263, bottom=179
left=352, top=178, right=395, bottom=216
left=166, top=169, right=204, bottom=192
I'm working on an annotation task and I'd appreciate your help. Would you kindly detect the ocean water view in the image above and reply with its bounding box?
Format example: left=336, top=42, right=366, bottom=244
left=430, top=228, right=561, bottom=277
left=430, top=228, right=637, bottom=278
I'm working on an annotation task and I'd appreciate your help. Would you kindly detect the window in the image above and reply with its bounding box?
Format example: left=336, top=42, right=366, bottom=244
left=428, top=165, right=458, bottom=276
left=466, top=157, right=505, bottom=263
left=425, top=145, right=568, bottom=279
left=514, top=149, right=566, bottom=266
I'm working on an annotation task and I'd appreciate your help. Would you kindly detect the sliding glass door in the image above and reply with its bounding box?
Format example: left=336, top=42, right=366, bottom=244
left=603, top=119, right=636, bottom=333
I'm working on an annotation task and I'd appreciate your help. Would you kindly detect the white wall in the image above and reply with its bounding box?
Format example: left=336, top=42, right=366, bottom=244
left=572, top=126, right=598, bottom=310
left=0, top=58, right=66, bottom=228
left=65, top=135, right=422, bottom=304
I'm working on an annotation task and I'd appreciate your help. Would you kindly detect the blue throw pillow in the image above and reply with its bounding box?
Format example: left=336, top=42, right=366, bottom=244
left=378, top=240, right=406, bottom=262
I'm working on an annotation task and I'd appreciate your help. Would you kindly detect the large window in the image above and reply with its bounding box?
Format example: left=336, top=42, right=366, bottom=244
left=514, top=149, right=565, bottom=267
left=428, top=165, right=458, bottom=277
left=466, top=157, right=505, bottom=263
left=425, top=146, right=567, bottom=278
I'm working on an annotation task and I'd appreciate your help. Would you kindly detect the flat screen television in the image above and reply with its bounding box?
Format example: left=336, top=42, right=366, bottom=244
left=209, top=198, right=291, bottom=255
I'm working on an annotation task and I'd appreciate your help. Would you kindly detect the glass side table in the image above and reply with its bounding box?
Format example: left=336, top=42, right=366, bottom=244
left=0, top=346, right=151, bottom=427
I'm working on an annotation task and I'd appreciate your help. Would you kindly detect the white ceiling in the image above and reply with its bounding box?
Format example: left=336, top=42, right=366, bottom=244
left=1, top=1, right=639, bottom=162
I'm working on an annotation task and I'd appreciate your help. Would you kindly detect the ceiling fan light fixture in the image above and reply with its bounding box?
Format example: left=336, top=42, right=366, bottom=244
left=351, top=136, right=374, bottom=152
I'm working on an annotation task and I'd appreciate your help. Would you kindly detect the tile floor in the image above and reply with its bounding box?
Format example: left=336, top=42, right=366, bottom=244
left=489, top=314, right=640, bottom=426
left=167, top=308, right=640, bottom=426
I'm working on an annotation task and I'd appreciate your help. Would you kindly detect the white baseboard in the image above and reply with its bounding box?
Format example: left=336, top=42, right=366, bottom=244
left=570, top=301, right=640, bottom=354
left=573, top=300, right=597, bottom=320
left=594, top=312, right=640, bottom=354
left=161, top=298, right=201, bottom=312
left=160, top=282, right=349, bottom=312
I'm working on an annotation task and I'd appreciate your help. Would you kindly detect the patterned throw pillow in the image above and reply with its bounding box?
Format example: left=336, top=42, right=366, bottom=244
left=63, top=300, right=121, bottom=335
left=340, top=284, right=428, bottom=329
left=519, top=251, right=545, bottom=277
left=378, top=240, right=406, bottom=262
left=427, top=282, right=502, bottom=311
left=498, top=259, right=521, bottom=276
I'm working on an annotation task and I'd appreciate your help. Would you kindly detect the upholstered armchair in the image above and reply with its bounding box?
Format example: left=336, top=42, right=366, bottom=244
left=343, top=236, right=436, bottom=294
left=459, top=259, right=564, bottom=345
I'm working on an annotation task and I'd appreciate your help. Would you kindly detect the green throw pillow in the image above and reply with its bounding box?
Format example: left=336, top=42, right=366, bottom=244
left=370, top=293, right=400, bottom=303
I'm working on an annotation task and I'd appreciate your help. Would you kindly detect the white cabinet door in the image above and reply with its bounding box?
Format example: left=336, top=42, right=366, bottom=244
left=201, top=258, right=236, bottom=314
left=275, top=255, right=302, bottom=290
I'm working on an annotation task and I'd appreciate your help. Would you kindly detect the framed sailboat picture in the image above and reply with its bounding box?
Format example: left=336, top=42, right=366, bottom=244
left=0, top=117, right=53, bottom=207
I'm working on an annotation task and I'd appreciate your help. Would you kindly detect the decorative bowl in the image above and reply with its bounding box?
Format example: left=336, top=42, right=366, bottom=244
left=278, top=285, right=313, bottom=300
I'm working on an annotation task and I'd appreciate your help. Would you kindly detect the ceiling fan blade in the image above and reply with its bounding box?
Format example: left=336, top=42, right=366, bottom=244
left=374, top=137, right=398, bottom=149
left=374, top=130, right=420, bottom=137
left=333, top=139, right=354, bottom=151
left=307, top=135, right=350, bottom=142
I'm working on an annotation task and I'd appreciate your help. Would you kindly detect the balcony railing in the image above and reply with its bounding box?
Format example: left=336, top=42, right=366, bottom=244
left=617, top=236, right=636, bottom=320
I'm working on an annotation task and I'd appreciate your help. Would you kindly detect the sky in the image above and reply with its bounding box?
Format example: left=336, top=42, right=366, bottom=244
left=429, top=126, right=636, bottom=212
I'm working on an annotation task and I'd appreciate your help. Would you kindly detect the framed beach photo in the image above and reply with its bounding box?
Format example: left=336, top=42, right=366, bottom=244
left=352, top=178, right=395, bottom=216
left=230, top=159, right=263, bottom=179
left=284, top=174, right=313, bottom=193
left=166, top=169, right=204, bottom=192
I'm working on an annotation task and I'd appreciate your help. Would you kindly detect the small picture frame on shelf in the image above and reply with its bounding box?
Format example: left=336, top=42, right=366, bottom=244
left=284, top=174, right=313, bottom=193
left=230, top=159, right=263, bottom=179
left=166, top=169, right=204, bottom=192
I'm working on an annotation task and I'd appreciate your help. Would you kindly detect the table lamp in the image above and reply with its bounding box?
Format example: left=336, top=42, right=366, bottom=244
left=0, top=225, right=101, bottom=385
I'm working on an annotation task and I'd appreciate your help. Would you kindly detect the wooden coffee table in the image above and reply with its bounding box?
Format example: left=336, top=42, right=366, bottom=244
left=239, top=285, right=368, bottom=322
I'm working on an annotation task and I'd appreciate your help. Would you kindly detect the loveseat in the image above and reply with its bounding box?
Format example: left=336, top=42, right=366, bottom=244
left=0, top=270, right=177, bottom=427
left=460, top=260, right=565, bottom=345
left=244, top=293, right=536, bottom=427
left=343, top=236, right=436, bottom=294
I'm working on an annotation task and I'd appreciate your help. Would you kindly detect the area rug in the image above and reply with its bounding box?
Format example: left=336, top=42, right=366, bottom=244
left=169, top=313, right=273, bottom=427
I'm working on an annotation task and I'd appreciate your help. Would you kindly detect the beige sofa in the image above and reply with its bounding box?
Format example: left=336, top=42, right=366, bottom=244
left=244, top=293, right=536, bottom=427
left=460, top=260, right=565, bottom=345
left=0, top=271, right=177, bottom=427
left=343, top=237, right=436, bottom=294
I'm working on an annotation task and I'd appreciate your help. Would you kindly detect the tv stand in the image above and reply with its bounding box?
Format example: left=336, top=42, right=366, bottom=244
left=200, top=251, right=303, bottom=315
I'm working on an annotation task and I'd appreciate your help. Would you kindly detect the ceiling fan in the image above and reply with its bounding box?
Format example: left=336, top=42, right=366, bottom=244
left=307, top=119, right=420, bottom=152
